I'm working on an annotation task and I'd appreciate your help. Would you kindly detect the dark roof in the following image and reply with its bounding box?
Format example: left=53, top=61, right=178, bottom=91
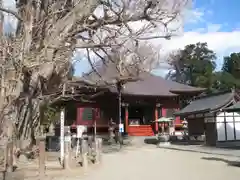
left=83, top=61, right=205, bottom=97
left=114, top=74, right=204, bottom=96
left=223, top=102, right=240, bottom=111
left=174, top=92, right=235, bottom=116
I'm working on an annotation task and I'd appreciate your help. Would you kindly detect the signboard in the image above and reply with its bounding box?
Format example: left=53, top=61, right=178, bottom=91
left=64, top=126, right=70, bottom=135
left=204, top=117, right=215, bottom=123
left=187, top=114, right=195, bottom=118
left=205, top=112, right=214, bottom=117
left=119, top=123, right=124, bottom=133
left=196, top=113, right=204, bottom=117
left=64, top=136, right=71, bottom=142
left=60, top=110, right=64, bottom=134
left=77, top=125, right=86, bottom=138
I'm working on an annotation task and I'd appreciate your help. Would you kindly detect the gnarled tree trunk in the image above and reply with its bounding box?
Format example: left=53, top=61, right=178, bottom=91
left=0, top=0, right=190, bottom=151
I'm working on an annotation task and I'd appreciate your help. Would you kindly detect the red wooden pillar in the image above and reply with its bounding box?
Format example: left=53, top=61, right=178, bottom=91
left=162, top=107, right=166, bottom=117
left=161, top=107, right=167, bottom=130
left=125, top=104, right=129, bottom=133
left=155, top=103, right=161, bottom=132
left=175, top=108, right=180, bottom=125
left=155, top=108, right=158, bottom=132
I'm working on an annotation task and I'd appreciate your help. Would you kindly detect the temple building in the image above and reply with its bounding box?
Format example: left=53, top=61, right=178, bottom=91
left=62, top=61, right=204, bottom=136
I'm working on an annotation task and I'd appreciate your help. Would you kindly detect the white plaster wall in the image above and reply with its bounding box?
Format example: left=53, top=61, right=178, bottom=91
left=216, top=112, right=240, bottom=141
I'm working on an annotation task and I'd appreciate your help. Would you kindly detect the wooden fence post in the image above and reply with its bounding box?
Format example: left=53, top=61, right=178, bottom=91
left=3, top=143, right=8, bottom=172
left=64, top=140, right=72, bottom=170
left=38, top=137, right=46, bottom=178
left=87, top=137, right=93, bottom=159
left=97, top=138, right=102, bottom=163
left=7, top=141, right=13, bottom=172
left=93, top=139, right=99, bottom=164
left=81, top=140, right=88, bottom=171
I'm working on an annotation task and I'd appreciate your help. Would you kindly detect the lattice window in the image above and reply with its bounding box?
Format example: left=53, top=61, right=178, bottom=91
left=82, top=108, right=93, bottom=121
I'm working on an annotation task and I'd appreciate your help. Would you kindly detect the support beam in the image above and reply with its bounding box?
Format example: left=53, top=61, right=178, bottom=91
left=162, top=107, right=167, bottom=117
left=155, top=103, right=161, bottom=133
left=125, top=104, right=129, bottom=134
left=155, top=108, right=158, bottom=133
left=60, top=83, right=66, bottom=166
left=60, top=109, right=65, bottom=166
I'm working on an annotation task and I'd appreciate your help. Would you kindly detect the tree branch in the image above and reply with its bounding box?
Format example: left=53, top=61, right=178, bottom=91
left=47, top=43, right=120, bottom=50
left=0, top=7, right=22, bottom=21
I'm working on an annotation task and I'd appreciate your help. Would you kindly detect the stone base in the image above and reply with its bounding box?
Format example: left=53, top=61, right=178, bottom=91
left=157, top=142, right=171, bottom=147
left=157, top=134, right=170, bottom=142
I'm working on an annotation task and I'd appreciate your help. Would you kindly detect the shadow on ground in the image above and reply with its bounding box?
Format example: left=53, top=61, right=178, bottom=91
left=144, top=137, right=158, bottom=145
left=102, top=137, right=133, bottom=154
left=156, top=145, right=240, bottom=157
left=144, top=137, right=204, bottom=146
left=202, top=157, right=240, bottom=167
left=143, top=137, right=240, bottom=157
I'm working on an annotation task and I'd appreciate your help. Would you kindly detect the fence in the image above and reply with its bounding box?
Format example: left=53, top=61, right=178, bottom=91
left=0, top=136, right=103, bottom=179
left=38, top=137, right=103, bottom=178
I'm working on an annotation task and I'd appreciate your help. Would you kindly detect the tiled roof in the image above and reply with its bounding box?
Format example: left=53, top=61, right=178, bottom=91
left=83, top=61, right=204, bottom=97
left=174, top=92, right=234, bottom=116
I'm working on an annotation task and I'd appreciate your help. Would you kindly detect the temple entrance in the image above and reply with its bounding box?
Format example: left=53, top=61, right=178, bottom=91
left=127, top=105, right=155, bottom=136
left=128, top=105, right=154, bottom=126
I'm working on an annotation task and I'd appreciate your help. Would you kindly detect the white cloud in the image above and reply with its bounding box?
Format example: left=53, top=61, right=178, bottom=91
left=159, top=30, right=240, bottom=70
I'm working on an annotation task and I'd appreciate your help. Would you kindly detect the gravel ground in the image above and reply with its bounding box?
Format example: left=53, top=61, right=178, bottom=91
left=22, top=138, right=240, bottom=180
left=78, top=146, right=240, bottom=180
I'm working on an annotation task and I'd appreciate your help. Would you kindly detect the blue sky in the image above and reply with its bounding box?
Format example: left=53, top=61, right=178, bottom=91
left=186, top=0, right=240, bottom=32
left=189, top=0, right=240, bottom=32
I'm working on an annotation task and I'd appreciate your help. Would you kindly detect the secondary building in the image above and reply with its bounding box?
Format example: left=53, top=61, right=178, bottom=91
left=175, top=90, right=240, bottom=147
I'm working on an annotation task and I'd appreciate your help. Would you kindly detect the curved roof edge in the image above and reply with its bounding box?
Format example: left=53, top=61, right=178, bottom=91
left=174, top=91, right=235, bottom=116
left=170, top=87, right=206, bottom=94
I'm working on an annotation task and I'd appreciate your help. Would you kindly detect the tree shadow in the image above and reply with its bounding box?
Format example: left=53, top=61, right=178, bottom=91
left=144, top=137, right=158, bottom=145
left=201, top=157, right=240, bottom=167
left=144, top=136, right=204, bottom=146
left=102, top=138, right=133, bottom=154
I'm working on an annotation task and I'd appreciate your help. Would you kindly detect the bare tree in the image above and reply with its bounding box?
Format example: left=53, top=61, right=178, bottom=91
left=0, top=0, right=190, bottom=148
left=109, top=42, right=161, bottom=77
left=165, top=50, right=186, bottom=82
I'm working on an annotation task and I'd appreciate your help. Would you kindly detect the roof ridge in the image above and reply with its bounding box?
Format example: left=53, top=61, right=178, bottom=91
left=195, top=90, right=233, bottom=100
